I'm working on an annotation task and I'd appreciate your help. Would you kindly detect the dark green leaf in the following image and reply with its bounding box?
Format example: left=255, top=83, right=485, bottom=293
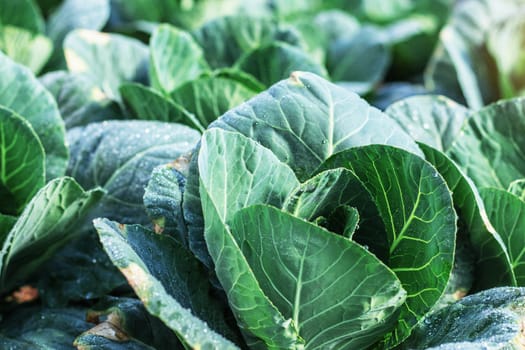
left=0, top=306, right=92, bottom=349
left=481, top=188, right=525, bottom=286
left=64, top=29, right=148, bottom=101
left=402, top=287, right=525, bottom=349
left=143, top=164, right=187, bottom=245
left=75, top=297, right=183, bottom=350
left=40, top=71, right=120, bottom=129
left=231, top=205, right=406, bottom=349
left=0, top=52, right=68, bottom=181
left=386, top=95, right=470, bottom=151
left=237, top=42, right=327, bottom=87
left=46, top=0, right=110, bottom=70
left=421, top=143, right=515, bottom=290
left=94, top=219, right=242, bottom=349
left=192, top=15, right=303, bottom=68
left=320, top=145, right=457, bottom=347
left=67, top=120, right=200, bottom=226
left=169, top=74, right=258, bottom=128
left=109, top=0, right=266, bottom=31
left=120, top=83, right=204, bottom=131
left=198, top=128, right=303, bottom=347
left=35, top=232, right=125, bottom=307
left=448, top=97, right=525, bottom=189
left=0, top=177, right=103, bottom=292
left=149, top=24, right=209, bottom=94
left=212, top=71, right=422, bottom=182
left=0, top=106, right=45, bottom=215
left=0, top=215, right=16, bottom=243
left=327, top=26, right=391, bottom=95
left=0, top=0, right=45, bottom=33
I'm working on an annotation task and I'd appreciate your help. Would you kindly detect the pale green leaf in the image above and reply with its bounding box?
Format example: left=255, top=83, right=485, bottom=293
left=40, top=71, right=120, bottom=129
left=320, top=145, right=457, bottom=347
left=199, top=128, right=303, bottom=347
left=481, top=188, right=525, bottom=285
left=448, top=97, right=525, bottom=189
left=0, top=177, right=103, bottom=292
left=0, top=106, right=45, bottom=215
left=64, top=29, right=148, bottom=101
left=120, top=83, right=204, bottom=131
left=231, top=205, right=406, bottom=349
left=0, top=26, right=52, bottom=73
left=237, top=42, right=327, bottom=87
left=150, top=24, right=209, bottom=94
left=421, top=143, right=515, bottom=289
left=0, top=52, right=67, bottom=181
left=386, top=95, right=470, bottom=151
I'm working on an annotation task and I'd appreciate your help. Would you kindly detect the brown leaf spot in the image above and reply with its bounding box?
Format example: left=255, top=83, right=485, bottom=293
left=5, top=285, right=39, bottom=303
left=453, top=289, right=468, bottom=300
left=513, top=318, right=525, bottom=348
left=120, top=263, right=152, bottom=303
left=153, top=220, right=164, bottom=234
left=289, top=71, right=305, bottom=86
left=168, top=153, right=191, bottom=177
left=82, top=319, right=129, bottom=342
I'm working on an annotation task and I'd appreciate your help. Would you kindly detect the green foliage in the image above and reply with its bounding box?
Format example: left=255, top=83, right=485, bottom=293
left=3, top=1, right=525, bottom=349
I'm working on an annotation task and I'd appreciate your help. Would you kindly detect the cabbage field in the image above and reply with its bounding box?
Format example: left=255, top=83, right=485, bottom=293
left=2, top=0, right=525, bottom=349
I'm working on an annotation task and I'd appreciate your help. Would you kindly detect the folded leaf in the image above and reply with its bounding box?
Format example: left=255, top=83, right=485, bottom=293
left=0, top=52, right=68, bottom=181
left=46, top=0, right=110, bottom=70
left=0, top=106, right=45, bottom=216
left=149, top=24, right=210, bottom=94
left=402, top=287, right=525, bottom=349
left=212, top=71, right=422, bottom=182
left=94, top=219, right=242, bottom=349
left=0, top=177, right=103, bottom=292
left=448, top=97, right=525, bottom=189
left=386, top=95, right=470, bottom=151
left=199, top=128, right=303, bottom=347
left=231, top=205, right=406, bottom=349
left=40, top=71, right=119, bottom=129
left=67, top=120, right=200, bottom=226
left=143, top=165, right=187, bottom=245
left=237, top=42, right=327, bottom=87
left=320, top=144, right=457, bottom=347
left=481, top=188, right=525, bottom=285
left=120, top=83, right=204, bottom=131
left=0, top=26, right=52, bottom=73
left=64, top=29, right=148, bottom=101
left=421, top=143, right=515, bottom=289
